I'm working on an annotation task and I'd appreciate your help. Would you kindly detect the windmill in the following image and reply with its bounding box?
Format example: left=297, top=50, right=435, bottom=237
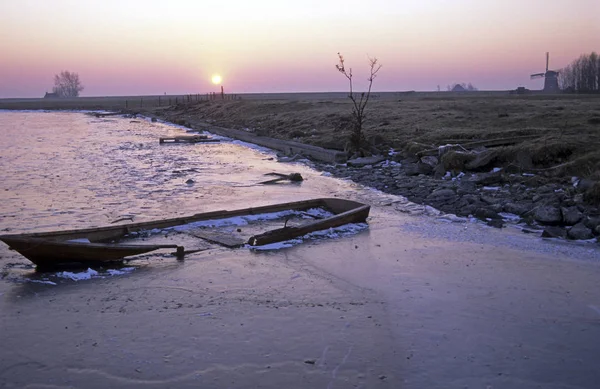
left=530, top=52, right=559, bottom=92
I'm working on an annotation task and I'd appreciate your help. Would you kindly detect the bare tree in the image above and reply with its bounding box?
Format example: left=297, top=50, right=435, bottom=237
left=53, top=71, right=84, bottom=97
left=336, top=53, right=382, bottom=155
left=466, top=82, right=478, bottom=91
left=560, top=52, right=599, bottom=93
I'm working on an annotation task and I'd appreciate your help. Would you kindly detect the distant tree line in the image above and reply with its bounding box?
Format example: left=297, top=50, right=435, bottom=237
left=446, top=83, right=478, bottom=92
left=560, top=52, right=599, bottom=93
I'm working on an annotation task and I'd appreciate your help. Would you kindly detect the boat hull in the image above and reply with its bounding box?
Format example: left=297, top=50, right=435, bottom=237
left=0, top=198, right=370, bottom=268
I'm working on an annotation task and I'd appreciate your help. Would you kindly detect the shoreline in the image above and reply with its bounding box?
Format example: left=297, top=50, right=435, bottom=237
left=2, top=94, right=599, bottom=243
left=145, top=99, right=600, bottom=244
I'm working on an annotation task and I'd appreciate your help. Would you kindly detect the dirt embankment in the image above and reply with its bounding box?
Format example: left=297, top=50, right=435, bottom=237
left=150, top=94, right=600, bottom=241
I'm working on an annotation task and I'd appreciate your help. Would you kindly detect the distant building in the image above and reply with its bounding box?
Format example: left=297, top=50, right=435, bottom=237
left=451, top=84, right=466, bottom=92
left=511, top=87, right=530, bottom=95
left=44, top=92, right=58, bottom=98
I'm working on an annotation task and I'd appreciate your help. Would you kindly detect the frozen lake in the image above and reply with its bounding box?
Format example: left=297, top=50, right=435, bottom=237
left=1, top=111, right=599, bottom=388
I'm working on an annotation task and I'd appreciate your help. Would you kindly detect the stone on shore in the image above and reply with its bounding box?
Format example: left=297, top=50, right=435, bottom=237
left=404, top=162, right=433, bottom=176
left=567, top=222, right=594, bottom=240
left=561, top=206, right=583, bottom=226
left=471, top=170, right=504, bottom=186
left=583, top=216, right=600, bottom=231
left=503, top=202, right=532, bottom=216
left=426, top=189, right=458, bottom=204
left=534, top=206, right=562, bottom=225
left=542, top=226, right=567, bottom=239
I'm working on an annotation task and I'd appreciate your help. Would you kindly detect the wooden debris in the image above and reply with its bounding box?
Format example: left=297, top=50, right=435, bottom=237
left=416, top=135, right=539, bottom=157
left=93, top=112, right=123, bottom=118
left=110, top=216, right=134, bottom=224
left=188, top=229, right=246, bottom=248
left=159, top=135, right=220, bottom=144
left=258, top=172, right=304, bottom=185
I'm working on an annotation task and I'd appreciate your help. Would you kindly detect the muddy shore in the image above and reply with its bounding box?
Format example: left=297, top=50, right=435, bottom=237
left=145, top=94, right=600, bottom=242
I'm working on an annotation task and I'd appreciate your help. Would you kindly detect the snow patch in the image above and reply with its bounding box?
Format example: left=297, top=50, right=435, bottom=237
left=56, top=268, right=99, bottom=281
left=106, top=267, right=136, bottom=276
left=54, top=267, right=135, bottom=281
left=499, top=212, right=521, bottom=222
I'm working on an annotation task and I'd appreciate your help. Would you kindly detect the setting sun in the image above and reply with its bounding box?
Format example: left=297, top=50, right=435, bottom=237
left=211, top=74, right=222, bottom=85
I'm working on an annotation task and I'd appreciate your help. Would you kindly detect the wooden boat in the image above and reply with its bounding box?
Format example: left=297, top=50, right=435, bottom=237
left=0, top=198, right=370, bottom=269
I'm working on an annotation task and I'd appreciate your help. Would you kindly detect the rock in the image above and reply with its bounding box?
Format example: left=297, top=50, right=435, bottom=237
left=474, top=208, right=501, bottom=220
left=561, top=206, right=582, bottom=225
left=567, top=222, right=594, bottom=240
left=457, top=204, right=478, bottom=217
left=151, top=117, right=157, bottom=122
left=426, top=188, right=457, bottom=204
left=534, top=206, right=562, bottom=225
left=404, top=162, right=433, bottom=176
left=433, top=164, right=446, bottom=179
left=480, top=194, right=503, bottom=205
left=416, top=162, right=433, bottom=175
left=489, top=203, right=504, bottom=213
left=542, top=226, right=567, bottom=239
left=471, top=171, right=504, bottom=186
left=503, top=202, right=532, bottom=216
left=391, top=153, right=404, bottom=163
left=441, top=151, right=475, bottom=171
left=347, top=156, right=386, bottom=168
left=457, top=180, right=477, bottom=194
left=185, top=179, right=195, bottom=184
left=465, top=150, right=499, bottom=171
left=583, top=215, right=600, bottom=230
left=420, top=156, right=439, bottom=167
left=576, top=178, right=595, bottom=191
left=462, top=194, right=480, bottom=204
left=487, top=219, right=504, bottom=228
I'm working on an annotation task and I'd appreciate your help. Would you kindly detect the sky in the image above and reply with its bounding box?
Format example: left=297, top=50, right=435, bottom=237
left=1, top=0, right=598, bottom=97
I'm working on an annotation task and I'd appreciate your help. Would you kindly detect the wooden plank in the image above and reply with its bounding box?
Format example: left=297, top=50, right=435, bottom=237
left=187, top=229, right=246, bottom=248
left=159, top=135, right=220, bottom=144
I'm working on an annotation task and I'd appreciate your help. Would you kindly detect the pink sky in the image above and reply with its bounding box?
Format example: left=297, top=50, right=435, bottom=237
left=1, top=0, right=598, bottom=97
